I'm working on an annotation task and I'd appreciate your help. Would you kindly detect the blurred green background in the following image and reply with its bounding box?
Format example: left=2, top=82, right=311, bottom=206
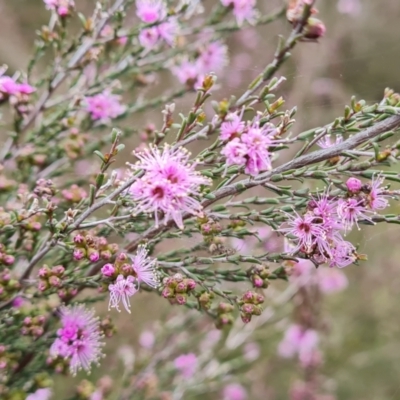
left=2, top=0, right=400, bottom=399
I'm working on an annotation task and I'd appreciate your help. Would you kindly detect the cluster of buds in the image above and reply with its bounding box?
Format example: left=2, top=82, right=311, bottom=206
left=18, top=212, right=42, bottom=231
left=37, top=265, right=65, bottom=292
left=0, top=208, right=11, bottom=229
left=62, top=184, right=87, bottom=203
left=21, top=314, right=46, bottom=338
left=247, top=264, right=270, bottom=289
left=215, top=302, right=235, bottom=329
left=161, top=273, right=197, bottom=305
left=198, top=217, right=222, bottom=244
left=61, top=128, right=88, bottom=159
left=0, top=345, right=20, bottom=384
left=33, top=179, right=56, bottom=201
left=0, top=244, right=15, bottom=267
left=286, top=0, right=326, bottom=40
left=101, top=252, right=132, bottom=281
left=197, top=291, right=215, bottom=310
left=0, top=269, right=20, bottom=301
left=99, top=316, right=116, bottom=338
left=238, top=291, right=265, bottom=323
left=73, top=233, right=118, bottom=263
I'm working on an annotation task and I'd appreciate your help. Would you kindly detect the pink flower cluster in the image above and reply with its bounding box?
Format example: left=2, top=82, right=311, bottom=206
left=221, top=114, right=278, bottom=176
left=85, top=91, right=126, bottom=122
left=281, top=177, right=389, bottom=268
left=278, top=324, right=320, bottom=367
left=136, top=0, right=167, bottom=23
left=220, top=0, right=257, bottom=26
left=172, top=41, right=228, bottom=87
left=128, top=144, right=211, bottom=229
left=50, top=304, right=104, bottom=375
left=223, top=383, right=248, bottom=400
left=43, top=0, right=75, bottom=16
left=0, top=74, right=35, bottom=101
left=105, top=246, right=158, bottom=313
left=174, top=353, right=198, bottom=378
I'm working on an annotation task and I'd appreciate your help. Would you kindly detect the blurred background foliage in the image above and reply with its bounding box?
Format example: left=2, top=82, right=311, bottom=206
left=1, top=0, right=400, bottom=399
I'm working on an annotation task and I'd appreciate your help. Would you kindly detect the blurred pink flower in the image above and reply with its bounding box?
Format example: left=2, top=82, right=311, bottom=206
left=221, top=0, right=257, bottom=26
left=196, top=41, right=228, bottom=74
left=136, top=0, right=167, bottom=23
left=337, top=0, right=361, bottom=16
left=243, top=342, right=260, bottom=361
left=317, top=268, right=348, bottom=294
left=223, top=383, right=247, bottom=400
left=174, top=353, right=197, bottom=378
left=278, top=324, right=319, bottom=366
left=26, top=388, right=52, bottom=400
left=139, top=330, right=155, bottom=349
left=85, top=91, right=126, bottom=122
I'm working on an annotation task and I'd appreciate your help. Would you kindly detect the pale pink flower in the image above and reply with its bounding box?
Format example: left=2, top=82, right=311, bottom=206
left=196, top=41, right=228, bottom=74
left=317, top=268, right=348, bottom=294
left=139, top=27, right=160, bottom=49
left=171, top=58, right=203, bottom=87
left=130, top=245, right=158, bottom=288
left=278, top=324, right=319, bottom=365
left=223, top=383, right=247, bottom=400
left=220, top=112, right=245, bottom=141
left=174, top=353, right=198, bottom=378
left=221, top=0, right=257, bottom=26
left=139, top=330, right=155, bottom=349
left=108, top=275, right=137, bottom=313
left=44, top=0, right=74, bottom=16
left=368, top=175, right=389, bottom=211
left=136, top=0, right=167, bottom=23
left=337, top=0, right=362, bottom=16
left=26, top=388, right=52, bottom=400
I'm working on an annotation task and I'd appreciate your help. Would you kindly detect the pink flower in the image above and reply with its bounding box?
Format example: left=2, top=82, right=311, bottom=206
left=221, top=120, right=277, bottom=176
left=346, top=177, right=362, bottom=193
left=368, top=175, right=389, bottom=211
left=136, top=0, right=167, bottom=23
left=196, top=41, right=228, bottom=74
left=138, top=18, right=178, bottom=49
left=108, top=275, right=137, bottom=313
left=337, top=0, right=362, bottom=16
left=130, top=245, right=158, bottom=288
left=157, top=19, right=179, bottom=46
left=220, top=112, right=245, bottom=141
left=129, top=145, right=211, bottom=229
left=26, top=388, right=52, bottom=400
left=44, top=0, right=74, bottom=16
left=85, top=91, right=126, bottom=122
left=50, top=304, right=104, bottom=375
left=278, top=324, right=319, bottom=365
left=317, top=134, right=343, bottom=149
left=223, top=383, right=247, bottom=400
left=221, top=0, right=257, bottom=26
left=139, top=330, right=155, bottom=349
left=337, top=198, right=373, bottom=231
left=101, top=263, right=115, bottom=277
left=174, top=353, right=197, bottom=378
left=139, top=27, right=160, bottom=49
left=317, top=267, right=348, bottom=294
left=0, top=76, right=19, bottom=95
left=171, top=59, right=203, bottom=87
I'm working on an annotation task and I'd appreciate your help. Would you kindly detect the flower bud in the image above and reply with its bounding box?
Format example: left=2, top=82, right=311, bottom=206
left=346, top=177, right=362, bottom=193
left=101, top=263, right=116, bottom=277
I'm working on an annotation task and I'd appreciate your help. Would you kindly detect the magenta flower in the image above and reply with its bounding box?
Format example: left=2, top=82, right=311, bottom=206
left=196, top=41, right=228, bottom=74
left=130, top=245, right=158, bottom=288
left=221, top=121, right=277, bottom=176
left=85, top=91, right=126, bottom=122
left=223, top=383, right=247, bottom=400
left=220, top=112, right=245, bottom=141
left=346, top=177, right=362, bottom=193
left=129, top=145, right=211, bottom=229
left=108, top=275, right=137, bottom=313
left=50, top=304, right=104, bottom=375
left=136, top=0, right=167, bottom=23
left=26, top=388, right=52, bottom=400
left=278, top=324, right=319, bottom=364
left=174, top=353, right=198, bottom=378
left=280, top=211, right=324, bottom=254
